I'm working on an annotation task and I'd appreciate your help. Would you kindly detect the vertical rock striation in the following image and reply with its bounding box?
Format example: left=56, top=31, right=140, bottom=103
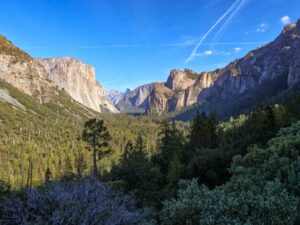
left=0, top=35, right=54, bottom=102
left=37, top=57, right=118, bottom=113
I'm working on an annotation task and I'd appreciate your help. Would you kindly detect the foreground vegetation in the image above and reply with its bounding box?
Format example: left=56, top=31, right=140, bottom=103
left=0, top=177, right=151, bottom=224
left=161, top=121, right=300, bottom=224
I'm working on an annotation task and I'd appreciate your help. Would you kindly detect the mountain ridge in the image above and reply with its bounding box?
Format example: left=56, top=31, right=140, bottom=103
left=109, top=19, right=300, bottom=118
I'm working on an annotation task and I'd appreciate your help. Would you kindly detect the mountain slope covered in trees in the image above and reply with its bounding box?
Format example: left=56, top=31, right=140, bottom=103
left=0, top=79, right=160, bottom=188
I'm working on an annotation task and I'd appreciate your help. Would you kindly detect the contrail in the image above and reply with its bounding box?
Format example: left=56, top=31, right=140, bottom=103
left=185, top=0, right=244, bottom=64
left=24, top=41, right=266, bottom=50
left=210, top=0, right=248, bottom=49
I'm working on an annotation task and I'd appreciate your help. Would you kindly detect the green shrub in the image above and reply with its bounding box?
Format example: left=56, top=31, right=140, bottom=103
left=161, top=121, right=300, bottom=225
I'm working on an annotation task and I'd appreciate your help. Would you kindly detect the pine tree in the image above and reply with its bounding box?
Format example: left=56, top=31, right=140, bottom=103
left=64, top=155, right=73, bottom=176
left=135, top=134, right=146, bottom=153
left=155, top=120, right=184, bottom=175
left=26, top=157, right=33, bottom=188
left=167, top=153, right=183, bottom=192
left=111, top=135, right=156, bottom=202
left=207, top=112, right=218, bottom=148
left=263, top=105, right=276, bottom=135
left=75, top=152, right=87, bottom=178
left=0, top=180, right=10, bottom=197
left=118, top=141, right=134, bottom=168
left=82, top=118, right=111, bottom=176
left=156, top=121, right=172, bottom=174
left=45, top=168, right=52, bottom=183
left=190, top=111, right=218, bottom=149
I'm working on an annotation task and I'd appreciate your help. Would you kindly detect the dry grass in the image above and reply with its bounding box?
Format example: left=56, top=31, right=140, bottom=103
left=0, top=35, right=32, bottom=62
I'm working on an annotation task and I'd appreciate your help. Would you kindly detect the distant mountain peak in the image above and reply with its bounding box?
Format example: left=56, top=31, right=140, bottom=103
left=107, top=89, right=125, bottom=105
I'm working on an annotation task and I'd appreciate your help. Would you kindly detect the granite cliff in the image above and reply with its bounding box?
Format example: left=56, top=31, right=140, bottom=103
left=37, top=57, right=118, bottom=113
left=107, top=90, right=125, bottom=105
left=115, top=83, right=157, bottom=113
left=0, top=36, right=54, bottom=103
left=0, top=35, right=117, bottom=113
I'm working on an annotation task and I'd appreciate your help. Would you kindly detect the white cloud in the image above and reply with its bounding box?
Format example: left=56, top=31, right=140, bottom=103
left=234, top=47, right=242, bottom=52
left=193, top=48, right=244, bottom=58
left=204, top=50, right=213, bottom=55
left=256, top=23, right=268, bottom=32
left=193, top=50, right=214, bottom=57
left=280, top=16, right=291, bottom=25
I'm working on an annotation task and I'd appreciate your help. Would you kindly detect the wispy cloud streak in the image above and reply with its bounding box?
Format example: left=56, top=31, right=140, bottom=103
left=185, top=0, right=247, bottom=64
left=23, top=42, right=265, bottom=50
left=210, top=0, right=248, bottom=47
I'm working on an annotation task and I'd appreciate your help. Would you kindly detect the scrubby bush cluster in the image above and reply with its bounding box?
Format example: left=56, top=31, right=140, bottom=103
left=0, top=177, right=151, bottom=225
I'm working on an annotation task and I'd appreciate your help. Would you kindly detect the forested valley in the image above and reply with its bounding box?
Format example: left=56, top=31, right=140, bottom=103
left=1, top=79, right=300, bottom=224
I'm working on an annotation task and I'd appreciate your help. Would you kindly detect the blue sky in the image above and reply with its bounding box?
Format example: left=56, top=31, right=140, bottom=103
left=0, top=0, right=299, bottom=91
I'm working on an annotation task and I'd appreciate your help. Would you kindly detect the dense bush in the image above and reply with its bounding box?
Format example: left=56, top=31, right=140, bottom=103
left=161, top=179, right=297, bottom=225
left=160, top=121, right=300, bottom=225
left=0, top=177, right=151, bottom=225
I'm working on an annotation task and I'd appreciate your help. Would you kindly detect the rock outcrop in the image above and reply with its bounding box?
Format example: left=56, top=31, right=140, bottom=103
left=37, top=57, right=118, bottom=113
left=147, top=83, right=174, bottom=115
left=0, top=36, right=54, bottom=102
left=0, top=88, right=26, bottom=110
left=107, top=90, right=125, bottom=105
left=165, top=69, right=196, bottom=91
left=115, top=83, right=157, bottom=113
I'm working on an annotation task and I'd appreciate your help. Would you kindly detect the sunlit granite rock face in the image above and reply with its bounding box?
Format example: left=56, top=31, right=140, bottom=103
left=165, top=69, right=196, bottom=91
left=37, top=57, right=118, bottom=113
left=147, top=19, right=300, bottom=115
left=147, top=83, right=174, bottom=115
left=0, top=56, right=54, bottom=103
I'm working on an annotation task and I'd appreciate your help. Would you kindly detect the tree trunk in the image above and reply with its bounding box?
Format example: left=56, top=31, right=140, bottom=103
left=93, top=133, right=98, bottom=176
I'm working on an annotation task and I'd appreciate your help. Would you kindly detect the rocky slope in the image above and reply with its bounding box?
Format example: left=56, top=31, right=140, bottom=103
left=113, top=19, right=300, bottom=117
left=0, top=35, right=117, bottom=113
left=0, top=36, right=54, bottom=103
left=147, top=83, right=175, bottom=115
left=115, top=83, right=158, bottom=113
left=37, top=57, right=118, bottom=113
left=107, top=90, right=125, bottom=105
left=165, top=69, right=198, bottom=91
left=175, top=19, right=300, bottom=119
